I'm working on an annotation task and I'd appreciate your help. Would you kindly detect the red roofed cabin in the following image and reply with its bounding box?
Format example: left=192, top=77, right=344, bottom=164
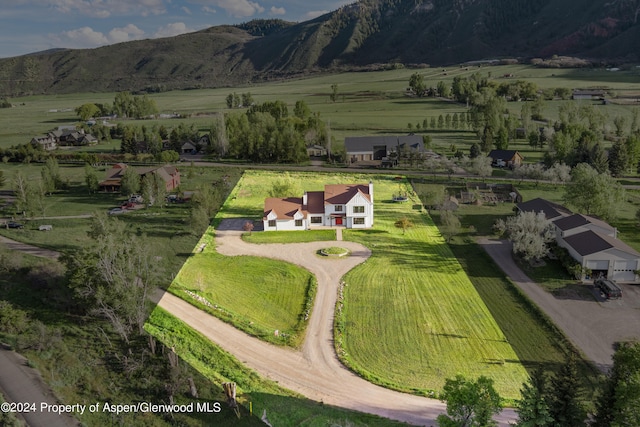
left=98, top=163, right=180, bottom=193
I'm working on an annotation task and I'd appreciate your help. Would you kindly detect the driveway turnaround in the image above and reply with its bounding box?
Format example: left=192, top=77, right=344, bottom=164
left=155, top=219, right=517, bottom=426
left=479, top=238, right=640, bottom=371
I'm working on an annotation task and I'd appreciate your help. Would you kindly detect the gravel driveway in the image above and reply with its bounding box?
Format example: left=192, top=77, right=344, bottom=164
left=155, top=219, right=518, bottom=426
left=479, top=238, right=640, bottom=371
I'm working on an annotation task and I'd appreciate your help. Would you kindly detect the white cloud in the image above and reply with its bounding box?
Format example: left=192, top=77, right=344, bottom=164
left=202, top=6, right=217, bottom=14
left=39, top=0, right=166, bottom=18
left=182, top=6, right=192, bottom=15
left=56, top=27, right=109, bottom=48
left=54, top=23, right=148, bottom=49
left=304, top=10, right=329, bottom=20
left=188, top=0, right=264, bottom=18
left=153, top=22, right=193, bottom=38
left=270, top=6, right=286, bottom=16
left=108, top=24, right=145, bottom=43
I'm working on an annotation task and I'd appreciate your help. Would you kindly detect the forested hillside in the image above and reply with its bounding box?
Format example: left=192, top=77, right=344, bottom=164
left=0, top=0, right=639, bottom=96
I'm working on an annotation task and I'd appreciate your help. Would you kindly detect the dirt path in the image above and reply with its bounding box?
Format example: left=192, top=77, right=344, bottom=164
left=156, top=219, right=517, bottom=426
left=0, top=236, right=61, bottom=259
left=0, top=345, right=79, bottom=427
left=478, top=238, right=640, bottom=371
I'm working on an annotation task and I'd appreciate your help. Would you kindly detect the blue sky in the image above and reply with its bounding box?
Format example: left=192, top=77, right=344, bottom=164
left=0, top=0, right=354, bottom=58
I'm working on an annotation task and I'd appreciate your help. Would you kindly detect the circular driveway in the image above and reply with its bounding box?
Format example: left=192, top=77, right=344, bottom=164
left=156, top=219, right=517, bottom=426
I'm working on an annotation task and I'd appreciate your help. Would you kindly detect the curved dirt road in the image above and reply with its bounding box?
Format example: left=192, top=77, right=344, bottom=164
left=156, top=219, right=517, bottom=426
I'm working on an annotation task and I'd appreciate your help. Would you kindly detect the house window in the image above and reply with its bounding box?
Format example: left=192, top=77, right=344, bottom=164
left=335, top=205, right=343, bottom=212
left=353, top=206, right=365, bottom=213
left=310, top=217, right=322, bottom=224
left=354, top=218, right=365, bottom=225
left=295, top=219, right=303, bottom=227
left=268, top=220, right=276, bottom=227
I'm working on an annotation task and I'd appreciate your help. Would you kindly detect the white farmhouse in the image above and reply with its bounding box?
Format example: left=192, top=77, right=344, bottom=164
left=263, top=183, right=374, bottom=231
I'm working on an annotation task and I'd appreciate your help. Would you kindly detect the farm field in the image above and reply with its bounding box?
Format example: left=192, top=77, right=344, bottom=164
left=182, top=170, right=530, bottom=400
left=4, top=64, right=640, bottom=167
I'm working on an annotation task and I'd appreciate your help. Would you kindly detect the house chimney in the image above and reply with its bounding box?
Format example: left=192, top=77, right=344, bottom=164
left=303, top=192, right=308, bottom=206
left=368, top=181, right=373, bottom=203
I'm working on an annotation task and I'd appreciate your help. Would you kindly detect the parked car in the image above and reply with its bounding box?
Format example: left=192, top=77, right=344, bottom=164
left=595, top=278, right=622, bottom=299
left=6, top=221, right=24, bottom=229
left=129, top=194, right=143, bottom=204
left=38, top=225, right=53, bottom=231
left=108, top=207, right=126, bottom=215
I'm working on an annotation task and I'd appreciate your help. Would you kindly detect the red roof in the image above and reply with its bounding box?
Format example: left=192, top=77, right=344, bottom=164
left=264, top=197, right=304, bottom=220
left=324, top=184, right=370, bottom=205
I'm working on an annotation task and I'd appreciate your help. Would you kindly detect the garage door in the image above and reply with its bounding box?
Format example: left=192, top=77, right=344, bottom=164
left=586, top=260, right=609, bottom=270
left=612, top=260, right=638, bottom=283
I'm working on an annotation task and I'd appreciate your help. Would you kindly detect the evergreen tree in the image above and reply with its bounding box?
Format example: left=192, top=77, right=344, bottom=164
left=515, top=368, right=553, bottom=427
left=593, top=342, right=640, bottom=427
left=469, top=143, right=481, bottom=158
left=608, top=139, right=629, bottom=177
left=548, top=354, right=586, bottom=427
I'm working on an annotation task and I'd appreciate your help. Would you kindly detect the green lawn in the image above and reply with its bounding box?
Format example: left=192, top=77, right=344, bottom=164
left=337, top=182, right=528, bottom=400
left=169, top=230, right=315, bottom=347
left=242, top=229, right=336, bottom=244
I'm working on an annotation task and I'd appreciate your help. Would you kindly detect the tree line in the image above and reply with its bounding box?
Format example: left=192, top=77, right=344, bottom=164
left=75, top=91, right=158, bottom=120
left=437, top=343, right=640, bottom=427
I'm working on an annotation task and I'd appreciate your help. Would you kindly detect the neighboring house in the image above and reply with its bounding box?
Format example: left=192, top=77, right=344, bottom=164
left=30, top=135, right=57, bottom=151
left=263, top=183, right=374, bottom=231
left=344, top=135, right=424, bottom=164
left=517, top=198, right=639, bottom=283
left=487, top=150, right=524, bottom=168
left=572, top=89, right=606, bottom=100
left=517, top=198, right=571, bottom=221
left=181, top=142, right=196, bottom=154
left=307, top=145, right=328, bottom=157
left=98, top=163, right=181, bottom=193
left=33, top=128, right=97, bottom=148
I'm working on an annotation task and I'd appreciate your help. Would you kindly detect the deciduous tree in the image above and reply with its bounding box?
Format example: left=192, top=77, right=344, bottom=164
left=84, top=164, right=99, bottom=194
left=495, top=211, right=554, bottom=263
left=437, top=374, right=502, bottom=427
left=120, top=166, right=141, bottom=197
left=563, top=163, right=625, bottom=221
left=394, top=217, right=413, bottom=235
left=409, top=73, right=426, bottom=97
left=64, top=213, right=163, bottom=344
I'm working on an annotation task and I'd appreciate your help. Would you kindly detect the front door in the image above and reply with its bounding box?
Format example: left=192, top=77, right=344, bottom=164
left=335, top=217, right=343, bottom=226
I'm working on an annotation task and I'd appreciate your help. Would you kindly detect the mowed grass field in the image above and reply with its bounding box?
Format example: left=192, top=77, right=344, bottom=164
left=199, top=170, right=529, bottom=400
left=336, top=181, right=528, bottom=399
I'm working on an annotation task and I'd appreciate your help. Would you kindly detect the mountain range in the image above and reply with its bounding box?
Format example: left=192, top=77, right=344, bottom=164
left=1, top=0, right=639, bottom=96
